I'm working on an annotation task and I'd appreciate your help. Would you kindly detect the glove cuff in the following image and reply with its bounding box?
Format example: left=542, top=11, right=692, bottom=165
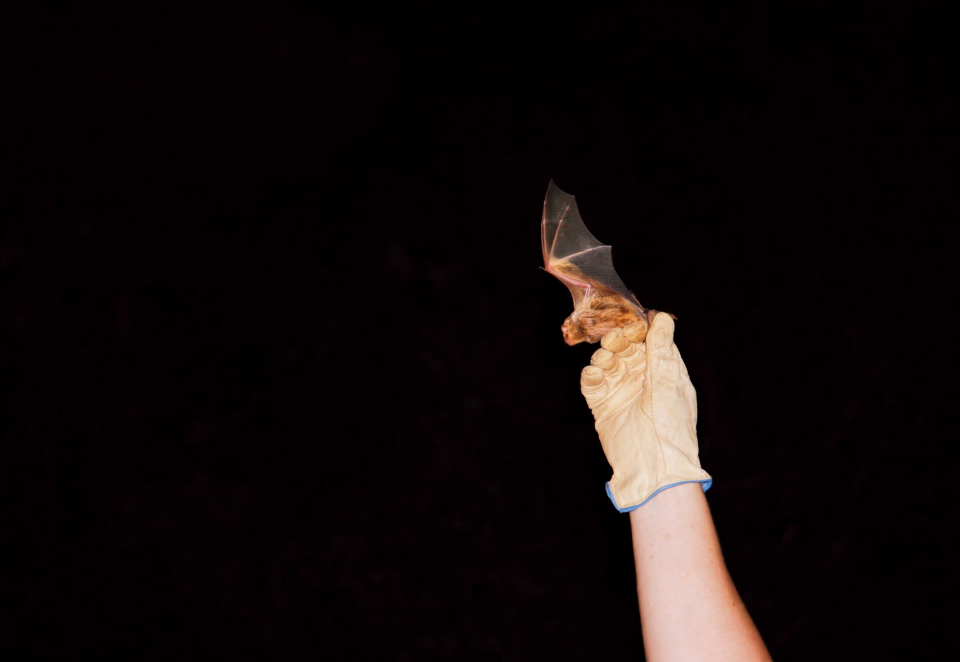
left=606, top=477, right=713, bottom=513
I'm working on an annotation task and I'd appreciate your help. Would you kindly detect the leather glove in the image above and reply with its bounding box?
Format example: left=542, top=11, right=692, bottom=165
left=580, top=313, right=712, bottom=512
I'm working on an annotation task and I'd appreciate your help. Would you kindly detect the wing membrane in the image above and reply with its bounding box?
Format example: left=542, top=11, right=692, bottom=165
left=541, top=180, right=641, bottom=309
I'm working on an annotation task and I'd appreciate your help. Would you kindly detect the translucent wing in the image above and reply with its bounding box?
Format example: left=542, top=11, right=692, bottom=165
left=541, top=180, right=642, bottom=310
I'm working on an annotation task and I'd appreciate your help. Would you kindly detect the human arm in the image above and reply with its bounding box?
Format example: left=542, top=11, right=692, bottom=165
left=580, top=314, right=771, bottom=661
left=630, top=482, right=771, bottom=661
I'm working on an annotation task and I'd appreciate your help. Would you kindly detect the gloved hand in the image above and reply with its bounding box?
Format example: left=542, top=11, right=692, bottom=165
left=580, top=313, right=712, bottom=512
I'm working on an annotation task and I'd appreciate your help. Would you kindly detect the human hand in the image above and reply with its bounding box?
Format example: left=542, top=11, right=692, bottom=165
left=580, top=313, right=712, bottom=511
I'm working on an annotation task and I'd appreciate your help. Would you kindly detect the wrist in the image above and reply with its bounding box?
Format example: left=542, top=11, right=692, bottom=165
left=608, top=476, right=712, bottom=513
left=628, top=480, right=709, bottom=525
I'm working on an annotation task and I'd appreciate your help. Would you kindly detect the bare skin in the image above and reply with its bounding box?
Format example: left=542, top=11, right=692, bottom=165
left=629, top=483, right=772, bottom=662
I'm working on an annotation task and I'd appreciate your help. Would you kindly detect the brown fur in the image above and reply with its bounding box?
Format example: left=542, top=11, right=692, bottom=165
left=561, top=288, right=645, bottom=345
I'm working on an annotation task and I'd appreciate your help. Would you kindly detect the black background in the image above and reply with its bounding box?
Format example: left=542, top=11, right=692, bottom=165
left=2, top=3, right=957, bottom=660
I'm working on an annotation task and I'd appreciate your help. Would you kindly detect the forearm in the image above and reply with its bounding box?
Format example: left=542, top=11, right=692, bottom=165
left=629, top=483, right=771, bottom=662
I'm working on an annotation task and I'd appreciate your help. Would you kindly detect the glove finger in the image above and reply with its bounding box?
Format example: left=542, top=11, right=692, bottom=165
left=590, top=347, right=619, bottom=371
left=646, top=311, right=676, bottom=349
left=580, top=365, right=608, bottom=400
left=581, top=364, right=605, bottom=386
left=602, top=325, right=644, bottom=370
left=623, top=319, right=648, bottom=343
left=645, top=313, right=676, bottom=380
left=640, top=313, right=676, bottom=419
left=645, top=312, right=690, bottom=424
left=600, top=327, right=630, bottom=354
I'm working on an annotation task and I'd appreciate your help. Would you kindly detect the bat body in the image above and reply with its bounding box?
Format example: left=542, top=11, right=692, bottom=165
left=541, top=181, right=654, bottom=345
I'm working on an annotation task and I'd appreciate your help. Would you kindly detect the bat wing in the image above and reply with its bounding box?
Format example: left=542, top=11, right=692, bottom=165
left=541, top=180, right=642, bottom=310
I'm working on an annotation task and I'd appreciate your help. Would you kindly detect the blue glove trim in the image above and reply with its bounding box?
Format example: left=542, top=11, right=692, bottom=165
left=606, top=478, right=713, bottom=513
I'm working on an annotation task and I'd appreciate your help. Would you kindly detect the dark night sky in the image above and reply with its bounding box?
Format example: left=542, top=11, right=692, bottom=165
left=2, top=3, right=957, bottom=660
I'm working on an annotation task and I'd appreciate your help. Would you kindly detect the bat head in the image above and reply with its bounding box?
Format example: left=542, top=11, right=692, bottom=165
left=560, top=288, right=646, bottom=345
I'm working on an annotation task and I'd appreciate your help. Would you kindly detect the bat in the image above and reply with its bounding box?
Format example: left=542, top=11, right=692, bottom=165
left=541, top=180, right=659, bottom=345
